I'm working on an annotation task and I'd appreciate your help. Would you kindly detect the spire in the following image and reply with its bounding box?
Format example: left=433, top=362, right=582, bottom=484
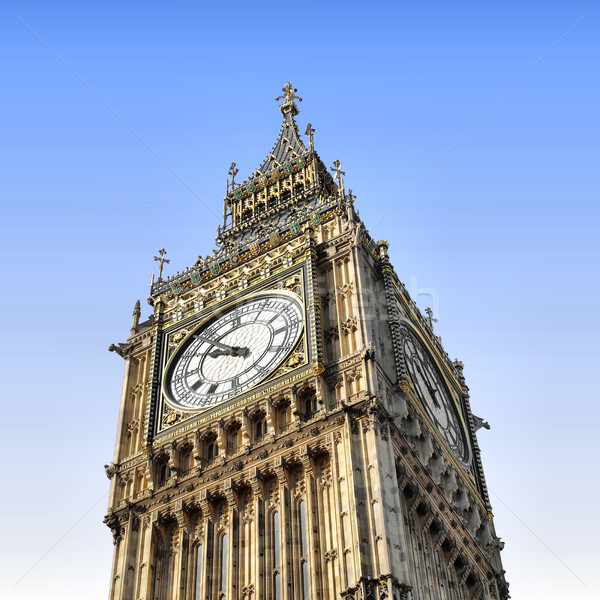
left=220, top=83, right=337, bottom=231
left=252, top=81, right=307, bottom=177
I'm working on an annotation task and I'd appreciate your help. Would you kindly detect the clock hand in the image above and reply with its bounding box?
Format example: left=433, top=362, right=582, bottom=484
left=194, top=334, right=249, bottom=357
left=208, top=348, right=244, bottom=358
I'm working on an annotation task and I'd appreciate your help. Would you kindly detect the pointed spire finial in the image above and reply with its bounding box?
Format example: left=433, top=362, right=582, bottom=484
left=305, top=123, right=315, bottom=151
left=227, top=162, right=239, bottom=192
left=276, top=82, right=302, bottom=122
left=153, top=248, right=170, bottom=281
left=425, top=307, right=438, bottom=330
left=331, top=159, right=346, bottom=194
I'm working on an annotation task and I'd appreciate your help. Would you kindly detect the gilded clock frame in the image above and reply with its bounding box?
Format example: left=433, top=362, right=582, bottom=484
left=152, top=264, right=314, bottom=438
left=398, top=320, right=474, bottom=471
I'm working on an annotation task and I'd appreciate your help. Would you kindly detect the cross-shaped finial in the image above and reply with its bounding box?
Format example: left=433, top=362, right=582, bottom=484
left=425, top=307, right=438, bottom=329
left=276, top=82, right=302, bottom=106
left=154, top=248, right=170, bottom=281
left=227, top=162, right=239, bottom=192
left=276, top=82, right=302, bottom=122
left=331, top=159, right=346, bottom=193
left=305, top=122, right=315, bottom=151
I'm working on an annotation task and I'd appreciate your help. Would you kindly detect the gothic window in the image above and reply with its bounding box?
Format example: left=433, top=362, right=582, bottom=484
left=299, top=386, right=319, bottom=421
left=180, top=446, right=192, bottom=476
left=226, top=422, right=242, bottom=454
left=203, top=432, right=219, bottom=462
left=272, top=511, right=281, bottom=600
left=152, top=522, right=176, bottom=599
left=298, top=499, right=309, bottom=600
left=253, top=411, right=269, bottom=442
left=156, top=456, right=170, bottom=486
left=220, top=533, right=228, bottom=595
left=194, top=544, right=203, bottom=600
left=275, top=401, right=291, bottom=433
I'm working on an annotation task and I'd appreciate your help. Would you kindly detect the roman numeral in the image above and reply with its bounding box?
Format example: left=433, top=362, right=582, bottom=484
left=190, top=379, right=204, bottom=391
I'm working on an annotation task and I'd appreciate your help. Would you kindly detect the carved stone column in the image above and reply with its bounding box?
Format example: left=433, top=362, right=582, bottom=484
left=136, top=515, right=155, bottom=600
left=171, top=502, right=188, bottom=600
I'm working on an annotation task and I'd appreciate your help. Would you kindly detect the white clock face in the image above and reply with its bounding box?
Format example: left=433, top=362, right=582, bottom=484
left=165, top=292, right=304, bottom=409
left=401, top=327, right=470, bottom=466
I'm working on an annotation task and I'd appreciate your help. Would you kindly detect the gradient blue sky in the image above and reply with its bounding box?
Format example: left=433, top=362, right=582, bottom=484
left=1, top=1, right=598, bottom=598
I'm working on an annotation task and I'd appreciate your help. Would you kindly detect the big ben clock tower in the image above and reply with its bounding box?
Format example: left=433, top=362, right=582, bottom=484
left=105, top=83, right=509, bottom=600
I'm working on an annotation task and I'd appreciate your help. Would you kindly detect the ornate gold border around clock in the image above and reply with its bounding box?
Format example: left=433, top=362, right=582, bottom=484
left=153, top=363, right=317, bottom=444
left=154, top=271, right=314, bottom=437
left=398, top=319, right=475, bottom=472
left=387, top=275, right=492, bottom=512
left=392, top=280, right=465, bottom=397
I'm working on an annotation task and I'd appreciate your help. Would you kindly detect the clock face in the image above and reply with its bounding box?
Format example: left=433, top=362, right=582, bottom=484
left=164, top=292, right=304, bottom=409
left=401, top=327, right=470, bottom=466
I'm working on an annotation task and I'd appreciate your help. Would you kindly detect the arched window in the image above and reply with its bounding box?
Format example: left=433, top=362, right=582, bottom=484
left=220, top=533, right=228, bottom=594
left=299, top=387, right=319, bottom=420
left=194, top=544, right=203, bottom=600
left=299, top=500, right=309, bottom=600
left=272, top=511, right=281, bottom=600
left=276, top=401, right=291, bottom=433
left=180, top=447, right=192, bottom=476
left=157, top=457, right=170, bottom=485
left=204, top=433, right=219, bottom=462
left=208, top=441, right=219, bottom=460
left=227, top=423, right=242, bottom=454
left=253, top=412, right=269, bottom=442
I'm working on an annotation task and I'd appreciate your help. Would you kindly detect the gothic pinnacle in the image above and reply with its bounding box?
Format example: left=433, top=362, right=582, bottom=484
left=131, top=299, right=141, bottom=335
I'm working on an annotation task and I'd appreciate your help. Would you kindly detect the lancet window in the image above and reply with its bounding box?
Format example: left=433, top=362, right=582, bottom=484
left=298, top=386, right=319, bottom=421
left=156, top=455, right=170, bottom=486
left=179, top=445, right=193, bottom=476
left=299, top=499, right=309, bottom=600
left=253, top=411, right=269, bottom=442
left=275, top=400, right=291, bottom=433
left=226, top=422, right=242, bottom=454
left=271, top=510, right=282, bottom=600
left=193, top=543, right=203, bottom=600
left=203, top=432, right=219, bottom=463
left=219, top=533, right=228, bottom=596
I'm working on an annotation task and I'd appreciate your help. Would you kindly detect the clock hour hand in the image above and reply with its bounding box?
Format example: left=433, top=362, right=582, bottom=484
left=208, top=348, right=241, bottom=358
left=195, top=334, right=249, bottom=357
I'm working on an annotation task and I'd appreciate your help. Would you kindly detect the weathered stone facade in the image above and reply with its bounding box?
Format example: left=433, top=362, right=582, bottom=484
left=106, top=84, right=508, bottom=600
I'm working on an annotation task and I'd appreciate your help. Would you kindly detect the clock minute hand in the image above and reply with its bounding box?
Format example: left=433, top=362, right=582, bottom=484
left=194, top=334, right=249, bottom=357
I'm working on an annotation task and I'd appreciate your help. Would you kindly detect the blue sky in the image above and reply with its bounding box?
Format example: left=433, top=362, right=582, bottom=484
left=1, top=1, right=598, bottom=598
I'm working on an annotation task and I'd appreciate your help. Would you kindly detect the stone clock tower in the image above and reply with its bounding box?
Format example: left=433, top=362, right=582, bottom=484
left=105, top=83, right=509, bottom=600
